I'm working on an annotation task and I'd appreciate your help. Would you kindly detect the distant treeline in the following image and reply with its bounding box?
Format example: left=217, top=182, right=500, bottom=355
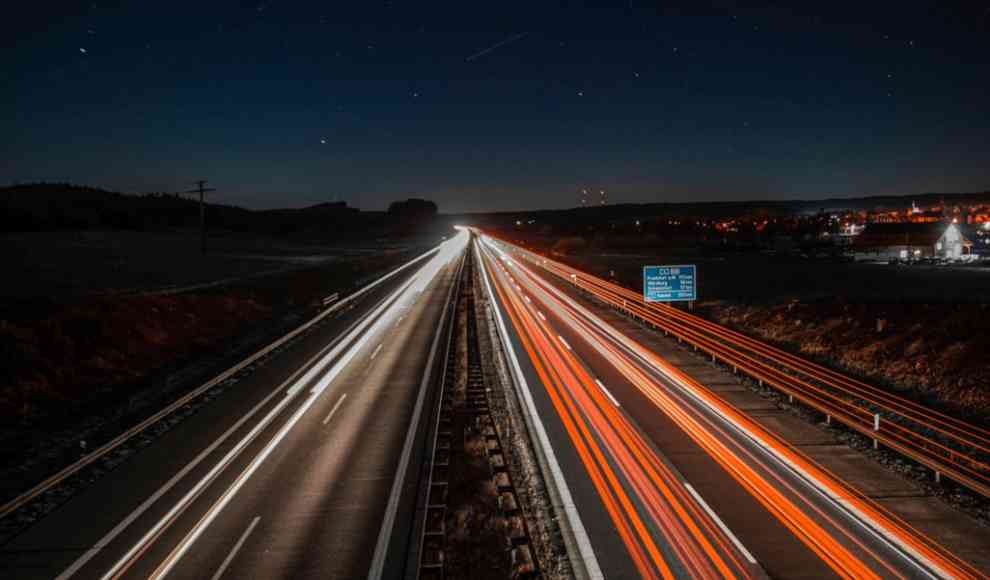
left=0, top=183, right=439, bottom=238
left=452, top=191, right=990, bottom=229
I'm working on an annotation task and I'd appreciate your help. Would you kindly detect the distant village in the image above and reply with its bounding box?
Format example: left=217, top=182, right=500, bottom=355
left=823, top=200, right=988, bottom=262
left=704, top=199, right=990, bottom=263
left=498, top=194, right=990, bottom=265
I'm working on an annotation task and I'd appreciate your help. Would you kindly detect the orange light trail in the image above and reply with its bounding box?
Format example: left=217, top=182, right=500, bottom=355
left=481, top=241, right=757, bottom=579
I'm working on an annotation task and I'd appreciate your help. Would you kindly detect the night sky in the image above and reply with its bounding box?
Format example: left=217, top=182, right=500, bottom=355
left=3, top=2, right=988, bottom=213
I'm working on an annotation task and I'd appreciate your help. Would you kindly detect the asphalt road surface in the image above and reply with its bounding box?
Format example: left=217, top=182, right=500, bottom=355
left=0, top=232, right=469, bottom=580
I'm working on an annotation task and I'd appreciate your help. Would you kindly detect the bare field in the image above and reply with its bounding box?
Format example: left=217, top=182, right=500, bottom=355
left=0, top=229, right=424, bottom=301
left=564, top=250, right=990, bottom=305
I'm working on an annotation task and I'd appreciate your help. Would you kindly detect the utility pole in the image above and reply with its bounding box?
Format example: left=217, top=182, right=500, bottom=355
left=183, top=180, right=215, bottom=254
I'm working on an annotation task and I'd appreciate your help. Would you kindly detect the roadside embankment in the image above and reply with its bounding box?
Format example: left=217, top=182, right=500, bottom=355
left=699, top=299, right=990, bottom=422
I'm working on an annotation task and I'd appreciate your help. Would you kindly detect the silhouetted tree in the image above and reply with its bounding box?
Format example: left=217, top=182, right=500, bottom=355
left=387, top=198, right=438, bottom=220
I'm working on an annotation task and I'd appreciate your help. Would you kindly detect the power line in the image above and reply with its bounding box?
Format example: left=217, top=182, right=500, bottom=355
left=183, top=180, right=216, bottom=254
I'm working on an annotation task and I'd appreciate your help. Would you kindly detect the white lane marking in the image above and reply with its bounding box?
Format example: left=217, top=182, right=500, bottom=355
left=322, top=394, right=348, bottom=425
left=594, top=379, right=620, bottom=407
left=558, top=335, right=572, bottom=351
left=209, top=516, right=261, bottom=580
left=368, top=252, right=463, bottom=579
left=476, top=242, right=603, bottom=580
left=683, top=484, right=757, bottom=565
left=370, top=343, right=384, bottom=360
left=537, top=311, right=546, bottom=321
left=395, top=315, right=405, bottom=327
left=54, top=371, right=287, bottom=580
left=524, top=295, right=531, bottom=303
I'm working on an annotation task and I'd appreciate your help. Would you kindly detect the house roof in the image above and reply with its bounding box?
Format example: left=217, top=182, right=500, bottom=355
left=855, top=222, right=945, bottom=247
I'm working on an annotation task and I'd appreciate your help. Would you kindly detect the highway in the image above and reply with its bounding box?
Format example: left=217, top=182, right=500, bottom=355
left=0, top=230, right=469, bottom=580
left=474, top=234, right=985, bottom=580
left=2, top=226, right=984, bottom=580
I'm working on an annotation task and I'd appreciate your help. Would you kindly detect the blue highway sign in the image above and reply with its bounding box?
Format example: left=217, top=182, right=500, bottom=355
left=643, top=265, right=696, bottom=302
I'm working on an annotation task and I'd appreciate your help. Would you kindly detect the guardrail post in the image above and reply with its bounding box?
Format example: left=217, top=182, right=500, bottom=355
left=788, top=394, right=794, bottom=403
left=934, top=470, right=941, bottom=484
left=826, top=414, right=831, bottom=425
left=873, top=413, right=880, bottom=449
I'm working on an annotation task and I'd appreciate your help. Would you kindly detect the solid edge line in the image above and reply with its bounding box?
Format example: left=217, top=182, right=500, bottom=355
left=366, top=251, right=464, bottom=580
left=209, top=516, right=260, bottom=580
left=683, top=484, right=757, bottom=565
left=476, top=240, right=604, bottom=580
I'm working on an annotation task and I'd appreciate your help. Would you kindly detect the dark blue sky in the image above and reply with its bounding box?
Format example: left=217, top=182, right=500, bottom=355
left=3, top=2, right=988, bottom=212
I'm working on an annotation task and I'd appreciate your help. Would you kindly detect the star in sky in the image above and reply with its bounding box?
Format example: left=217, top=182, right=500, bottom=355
left=4, top=2, right=988, bottom=212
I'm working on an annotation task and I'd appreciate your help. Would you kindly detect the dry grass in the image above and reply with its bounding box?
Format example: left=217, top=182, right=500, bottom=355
left=704, top=300, right=990, bottom=421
